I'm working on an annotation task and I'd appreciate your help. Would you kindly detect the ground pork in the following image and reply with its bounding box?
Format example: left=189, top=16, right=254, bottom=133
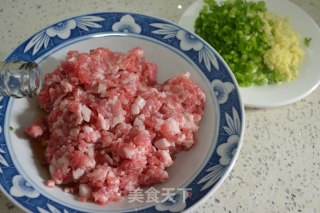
left=25, top=47, right=205, bottom=205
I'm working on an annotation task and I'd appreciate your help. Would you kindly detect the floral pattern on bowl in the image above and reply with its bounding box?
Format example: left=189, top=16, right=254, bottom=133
left=23, top=16, right=105, bottom=55
left=112, top=14, right=142, bottom=33
left=10, top=175, right=39, bottom=198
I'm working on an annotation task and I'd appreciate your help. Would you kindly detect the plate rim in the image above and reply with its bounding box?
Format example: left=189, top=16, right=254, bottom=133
left=178, top=0, right=320, bottom=108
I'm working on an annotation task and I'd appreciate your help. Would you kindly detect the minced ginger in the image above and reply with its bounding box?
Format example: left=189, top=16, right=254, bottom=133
left=262, top=12, right=305, bottom=82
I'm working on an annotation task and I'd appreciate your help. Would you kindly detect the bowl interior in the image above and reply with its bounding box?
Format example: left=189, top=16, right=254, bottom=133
left=6, top=35, right=219, bottom=212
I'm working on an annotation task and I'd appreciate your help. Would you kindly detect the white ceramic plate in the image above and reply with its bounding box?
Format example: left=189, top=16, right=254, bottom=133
left=178, top=0, right=320, bottom=108
left=0, top=12, right=244, bottom=213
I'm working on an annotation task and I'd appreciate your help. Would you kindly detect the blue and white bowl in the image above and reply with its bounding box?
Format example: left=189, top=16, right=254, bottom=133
left=0, top=12, right=244, bottom=213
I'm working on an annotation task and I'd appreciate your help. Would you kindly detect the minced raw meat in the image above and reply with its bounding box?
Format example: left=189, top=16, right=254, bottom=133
left=24, top=47, right=205, bottom=205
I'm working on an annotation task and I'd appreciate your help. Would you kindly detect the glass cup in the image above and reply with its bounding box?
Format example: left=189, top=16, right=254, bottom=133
left=0, top=60, right=43, bottom=98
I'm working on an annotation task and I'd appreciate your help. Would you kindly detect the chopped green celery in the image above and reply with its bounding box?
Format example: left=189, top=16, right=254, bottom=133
left=304, top=37, right=312, bottom=47
left=195, top=0, right=276, bottom=87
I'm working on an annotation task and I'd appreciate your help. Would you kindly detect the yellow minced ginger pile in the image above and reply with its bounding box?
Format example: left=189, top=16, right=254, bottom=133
left=262, top=12, right=305, bottom=81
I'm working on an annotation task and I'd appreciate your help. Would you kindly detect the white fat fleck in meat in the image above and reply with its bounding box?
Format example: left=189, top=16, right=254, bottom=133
left=122, top=180, right=136, bottom=193
left=131, top=96, right=146, bottom=115
left=131, top=105, right=139, bottom=116
left=176, top=134, right=186, bottom=143
left=80, top=143, right=94, bottom=151
left=105, top=153, right=114, bottom=165
left=81, top=105, right=92, bottom=122
left=133, top=114, right=145, bottom=130
left=80, top=127, right=101, bottom=143
left=72, top=168, right=85, bottom=180
left=159, top=92, right=167, bottom=98
left=73, top=87, right=81, bottom=96
left=119, top=171, right=125, bottom=176
left=97, top=113, right=110, bottom=130
left=46, top=180, right=55, bottom=187
left=55, top=180, right=63, bottom=185
left=183, top=72, right=191, bottom=78
left=49, top=153, right=70, bottom=182
left=96, top=67, right=105, bottom=73
left=123, top=147, right=135, bottom=159
left=69, top=128, right=80, bottom=138
left=68, top=56, right=77, bottom=62
left=98, top=83, right=107, bottom=94
left=79, top=63, right=88, bottom=70
left=163, top=84, right=170, bottom=92
left=91, top=131, right=101, bottom=143
left=157, top=150, right=173, bottom=167
left=53, top=94, right=67, bottom=108
left=93, top=191, right=109, bottom=204
left=136, top=96, right=146, bottom=109
left=183, top=139, right=194, bottom=149
left=109, top=95, right=118, bottom=105
left=133, top=48, right=144, bottom=57
left=113, top=155, right=120, bottom=164
left=59, top=99, right=70, bottom=111
left=61, top=79, right=73, bottom=93
left=87, top=147, right=95, bottom=158
left=79, top=184, right=92, bottom=199
left=180, top=113, right=198, bottom=131
left=52, top=153, right=70, bottom=167
left=88, top=166, right=110, bottom=183
left=110, top=65, right=119, bottom=73
left=193, top=115, right=201, bottom=124
left=82, top=125, right=94, bottom=133
left=111, top=107, right=125, bottom=127
left=86, top=159, right=96, bottom=171
left=154, top=138, right=175, bottom=150
left=93, top=68, right=105, bottom=80
left=64, top=188, right=72, bottom=193
left=87, top=94, right=96, bottom=103
left=69, top=102, right=83, bottom=124
left=166, top=118, right=181, bottom=135
left=47, top=74, right=61, bottom=86
left=122, top=98, right=129, bottom=105
left=52, top=116, right=64, bottom=129
left=155, top=118, right=164, bottom=131
left=122, top=73, right=138, bottom=84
